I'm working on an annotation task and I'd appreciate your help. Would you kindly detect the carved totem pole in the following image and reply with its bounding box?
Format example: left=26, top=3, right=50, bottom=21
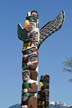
left=17, top=10, right=64, bottom=108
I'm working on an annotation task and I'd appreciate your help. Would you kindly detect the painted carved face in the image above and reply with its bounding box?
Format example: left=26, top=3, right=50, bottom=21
left=44, top=75, right=50, bottom=82
left=27, top=54, right=38, bottom=66
left=22, top=46, right=38, bottom=60
left=22, top=70, right=30, bottom=81
left=27, top=10, right=38, bottom=22
left=24, top=10, right=39, bottom=29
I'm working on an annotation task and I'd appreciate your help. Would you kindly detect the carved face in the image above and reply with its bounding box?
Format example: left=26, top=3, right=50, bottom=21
left=27, top=10, right=38, bottom=22
left=22, top=70, right=30, bottom=81
left=22, top=46, right=38, bottom=61
left=24, top=10, right=39, bottom=29
left=44, top=75, right=50, bottom=82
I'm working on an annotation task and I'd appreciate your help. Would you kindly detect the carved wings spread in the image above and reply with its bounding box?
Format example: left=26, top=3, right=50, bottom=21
left=18, top=10, right=65, bottom=48
left=17, top=24, right=28, bottom=41
left=38, top=10, right=65, bottom=48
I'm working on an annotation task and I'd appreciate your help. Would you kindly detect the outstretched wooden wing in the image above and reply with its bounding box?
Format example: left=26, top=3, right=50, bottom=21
left=38, top=10, right=65, bottom=48
left=17, top=24, right=28, bottom=41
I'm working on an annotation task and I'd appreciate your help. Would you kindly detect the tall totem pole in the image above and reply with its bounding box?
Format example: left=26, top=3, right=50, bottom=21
left=17, top=10, right=64, bottom=108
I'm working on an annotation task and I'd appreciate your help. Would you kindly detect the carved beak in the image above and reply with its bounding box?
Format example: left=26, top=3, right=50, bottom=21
left=24, top=20, right=32, bottom=29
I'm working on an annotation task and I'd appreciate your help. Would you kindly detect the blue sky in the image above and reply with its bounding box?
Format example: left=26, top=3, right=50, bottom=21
left=0, top=0, right=72, bottom=108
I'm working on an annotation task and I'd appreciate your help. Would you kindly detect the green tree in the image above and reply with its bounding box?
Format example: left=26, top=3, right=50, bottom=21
left=64, top=57, right=72, bottom=82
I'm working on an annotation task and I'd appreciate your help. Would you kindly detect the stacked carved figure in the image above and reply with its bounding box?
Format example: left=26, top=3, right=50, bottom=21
left=17, top=10, right=64, bottom=108
left=38, top=75, right=50, bottom=108
left=18, top=11, right=39, bottom=108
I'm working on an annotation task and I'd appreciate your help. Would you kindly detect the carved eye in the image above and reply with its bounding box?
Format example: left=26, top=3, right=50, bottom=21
left=30, top=16, right=37, bottom=22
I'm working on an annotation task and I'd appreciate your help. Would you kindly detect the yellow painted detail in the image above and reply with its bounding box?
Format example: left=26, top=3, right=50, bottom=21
left=24, top=20, right=30, bottom=29
left=40, top=82, right=44, bottom=89
left=24, top=42, right=31, bottom=49
left=42, top=101, right=45, bottom=105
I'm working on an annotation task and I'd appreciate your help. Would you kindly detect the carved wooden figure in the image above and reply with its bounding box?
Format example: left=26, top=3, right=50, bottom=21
left=17, top=10, right=64, bottom=108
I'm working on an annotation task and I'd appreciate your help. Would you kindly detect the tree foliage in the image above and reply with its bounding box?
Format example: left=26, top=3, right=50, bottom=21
left=64, top=57, right=72, bottom=72
left=64, top=57, right=72, bottom=82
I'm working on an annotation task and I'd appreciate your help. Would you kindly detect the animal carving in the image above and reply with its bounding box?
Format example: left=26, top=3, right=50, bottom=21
left=17, top=10, right=64, bottom=108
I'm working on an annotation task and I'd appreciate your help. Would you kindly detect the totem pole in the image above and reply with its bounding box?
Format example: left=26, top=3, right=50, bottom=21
left=17, top=10, right=64, bottom=108
left=38, top=75, right=50, bottom=108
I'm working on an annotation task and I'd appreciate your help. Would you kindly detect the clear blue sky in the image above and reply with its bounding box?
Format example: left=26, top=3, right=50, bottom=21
left=0, top=0, right=72, bottom=108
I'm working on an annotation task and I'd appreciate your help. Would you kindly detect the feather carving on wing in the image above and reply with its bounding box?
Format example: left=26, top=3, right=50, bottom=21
left=38, top=10, right=65, bottom=48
